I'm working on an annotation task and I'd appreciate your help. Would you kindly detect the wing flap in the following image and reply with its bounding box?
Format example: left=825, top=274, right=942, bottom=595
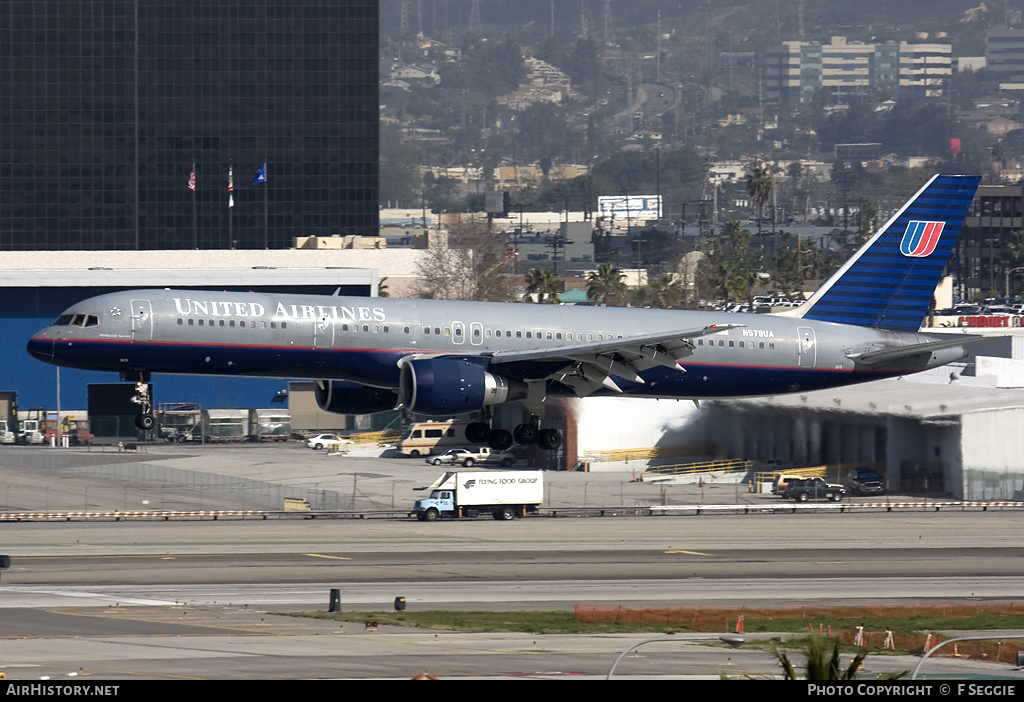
left=492, top=323, right=742, bottom=398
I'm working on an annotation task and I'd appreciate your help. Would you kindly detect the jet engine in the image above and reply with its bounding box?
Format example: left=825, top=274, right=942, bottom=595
left=399, top=358, right=525, bottom=416
left=314, top=380, right=399, bottom=415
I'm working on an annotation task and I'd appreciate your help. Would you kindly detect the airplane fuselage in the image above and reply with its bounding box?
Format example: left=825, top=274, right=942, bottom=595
left=26, top=289, right=966, bottom=400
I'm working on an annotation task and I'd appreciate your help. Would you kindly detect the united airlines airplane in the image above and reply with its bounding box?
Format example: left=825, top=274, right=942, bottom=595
left=28, top=174, right=983, bottom=452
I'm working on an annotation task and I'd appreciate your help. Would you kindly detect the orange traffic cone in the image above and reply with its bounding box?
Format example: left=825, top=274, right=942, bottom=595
left=735, top=614, right=744, bottom=634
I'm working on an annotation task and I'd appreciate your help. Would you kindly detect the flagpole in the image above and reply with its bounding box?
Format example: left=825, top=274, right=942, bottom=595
left=188, top=163, right=197, bottom=249
left=228, top=163, right=234, bottom=249
left=252, top=162, right=268, bottom=249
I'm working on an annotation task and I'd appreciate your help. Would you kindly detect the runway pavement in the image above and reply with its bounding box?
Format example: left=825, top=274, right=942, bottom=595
left=1, top=442, right=1023, bottom=680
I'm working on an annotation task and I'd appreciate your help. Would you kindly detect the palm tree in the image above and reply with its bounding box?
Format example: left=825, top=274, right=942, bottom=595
left=523, top=267, right=562, bottom=303
left=772, top=636, right=906, bottom=680
left=586, top=263, right=627, bottom=306
left=746, top=165, right=774, bottom=245
left=774, top=637, right=865, bottom=680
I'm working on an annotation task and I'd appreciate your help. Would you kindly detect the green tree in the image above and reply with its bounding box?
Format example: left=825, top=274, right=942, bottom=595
left=523, top=267, right=562, bottom=303
left=586, top=263, right=628, bottom=306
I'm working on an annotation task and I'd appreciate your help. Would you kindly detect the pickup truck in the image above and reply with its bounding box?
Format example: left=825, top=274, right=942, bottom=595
left=783, top=477, right=845, bottom=502
left=425, top=447, right=516, bottom=468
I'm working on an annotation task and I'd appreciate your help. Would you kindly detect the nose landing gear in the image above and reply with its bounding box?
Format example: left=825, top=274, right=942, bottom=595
left=129, top=378, right=155, bottom=431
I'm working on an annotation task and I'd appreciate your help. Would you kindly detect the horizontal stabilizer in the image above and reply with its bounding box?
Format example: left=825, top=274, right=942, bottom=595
left=845, top=335, right=986, bottom=365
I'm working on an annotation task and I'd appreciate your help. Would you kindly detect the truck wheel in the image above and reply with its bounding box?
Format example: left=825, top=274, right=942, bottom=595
left=493, top=507, right=515, bottom=521
left=831, top=493, right=843, bottom=502
left=409, top=450, right=420, bottom=458
left=463, top=457, right=475, bottom=467
left=424, top=508, right=439, bottom=522
left=798, top=492, right=809, bottom=502
left=501, top=458, right=513, bottom=467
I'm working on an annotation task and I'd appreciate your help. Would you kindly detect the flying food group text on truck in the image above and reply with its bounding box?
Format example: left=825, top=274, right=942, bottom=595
left=413, top=471, right=543, bottom=521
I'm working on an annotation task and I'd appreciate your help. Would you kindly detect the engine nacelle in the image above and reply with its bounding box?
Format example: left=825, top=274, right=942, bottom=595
left=399, top=358, right=525, bottom=416
left=314, top=380, right=399, bottom=415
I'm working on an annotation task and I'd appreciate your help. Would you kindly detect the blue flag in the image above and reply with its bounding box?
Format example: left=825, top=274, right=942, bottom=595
left=252, top=163, right=267, bottom=185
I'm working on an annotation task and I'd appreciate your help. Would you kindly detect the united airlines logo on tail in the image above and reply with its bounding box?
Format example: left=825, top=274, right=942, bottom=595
left=900, top=220, right=946, bottom=257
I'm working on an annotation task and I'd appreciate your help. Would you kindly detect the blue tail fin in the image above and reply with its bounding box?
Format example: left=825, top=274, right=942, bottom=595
left=799, top=173, right=981, bottom=331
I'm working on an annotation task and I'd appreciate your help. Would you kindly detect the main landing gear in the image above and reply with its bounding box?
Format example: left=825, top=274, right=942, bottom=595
left=466, top=420, right=562, bottom=452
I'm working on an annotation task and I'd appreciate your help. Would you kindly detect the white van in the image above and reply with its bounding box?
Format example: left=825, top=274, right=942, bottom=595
left=397, top=421, right=482, bottom=457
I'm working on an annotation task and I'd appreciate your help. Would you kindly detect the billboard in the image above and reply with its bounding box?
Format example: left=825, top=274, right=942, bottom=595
left=597, top=195, right=661, bottom=221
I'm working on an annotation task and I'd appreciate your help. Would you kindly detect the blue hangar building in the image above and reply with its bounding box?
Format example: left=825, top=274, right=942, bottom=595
left=7, top=250, right=376, bottom=411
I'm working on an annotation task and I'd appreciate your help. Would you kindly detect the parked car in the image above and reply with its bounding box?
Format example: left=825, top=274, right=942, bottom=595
left=847, top=467, right=885, bottom=496
left=426, top=447, right=517, bottom=468
left=305, top=433, right=352, bottom=451
left=427, top=448, right=478, bottom=467
left=772, top=473, right=805, bottom=496
left=783, top=477, right=845, bottom=502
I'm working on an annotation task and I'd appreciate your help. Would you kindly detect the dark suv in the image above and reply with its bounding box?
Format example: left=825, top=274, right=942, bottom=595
left=783, top=477, right=845, bottom=502
left=847, top=467, right=885, bottom=496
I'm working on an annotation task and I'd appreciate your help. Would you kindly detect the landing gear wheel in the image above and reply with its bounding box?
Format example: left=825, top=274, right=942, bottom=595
left=537, top=428, right=562, bottom=451
left=513, top=423, right=539, bottom=445
left=488, top=429, right=513, bottom=451
left=466, top=421, right=490, bottom=445
left=135, top=413, right=155, bottom=431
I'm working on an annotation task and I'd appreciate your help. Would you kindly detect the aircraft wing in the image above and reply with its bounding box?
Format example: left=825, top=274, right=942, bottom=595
left=488, top=323, right=743, bottom=396
left=844, top=335, right=987, bottom=365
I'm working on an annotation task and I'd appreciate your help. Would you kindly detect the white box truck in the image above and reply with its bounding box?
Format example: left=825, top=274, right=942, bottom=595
left=413, top=471, right=543, bottom=521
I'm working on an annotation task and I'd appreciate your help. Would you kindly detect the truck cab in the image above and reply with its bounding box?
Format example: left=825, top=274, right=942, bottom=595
left=414, top=489, right=456, bottom=521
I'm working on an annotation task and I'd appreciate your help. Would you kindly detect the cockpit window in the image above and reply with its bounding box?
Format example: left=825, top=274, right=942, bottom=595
left=66, top=314, right=99, bottom=328
left=54, top=314, right=74, bottom=325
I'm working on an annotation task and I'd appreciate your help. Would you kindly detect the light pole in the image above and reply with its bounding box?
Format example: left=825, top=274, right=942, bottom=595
left=1005, top=266, right=1024, bottom=298
left=912, top=634, right=1024, bottom=679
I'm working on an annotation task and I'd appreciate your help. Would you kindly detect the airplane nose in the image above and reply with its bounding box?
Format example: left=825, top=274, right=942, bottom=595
left=26, top=335, right=54, bottom=361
